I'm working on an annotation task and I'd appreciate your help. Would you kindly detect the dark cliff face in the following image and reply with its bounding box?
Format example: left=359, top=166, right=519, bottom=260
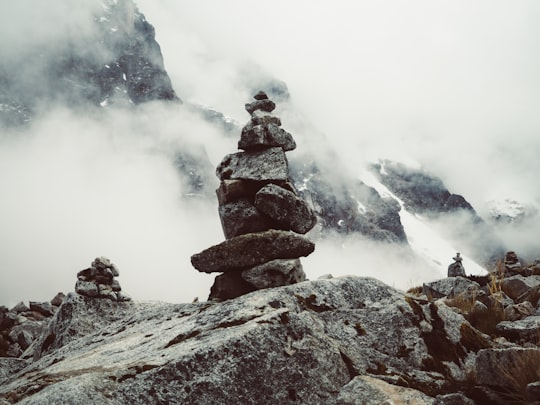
left=0, top=0, right=178, bottom=128
left=370, top=160, right=507, bottom=266
left=290, top=160, right=407, bottom=243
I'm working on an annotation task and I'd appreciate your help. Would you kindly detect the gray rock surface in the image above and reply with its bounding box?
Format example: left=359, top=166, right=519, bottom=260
left=434, top=393, right=475, bottom=405
left=238, top=123, right=296, bottom=151
left=0, top=358, right=28, bottom=385
left=255, top=183, right=317, bottom=234
left=447, top=262, right=466, bottom=277
left=503, top=301, right=534, bottom=321
left=245, top=99, right=276, bottom=115
left=0, top=276, right=488, bottom=404
left=191, top=230, right=315, bottom=273
left=337, top=375, right=434, bottom=404
left=218, top=199, right=275, bottom=239
left=501, top=275, right=540, bottom=301
left=474, top=347, right=540, bottom=389
left=251, top=109, right=281, bottom=126
left=423, top=278, right=460, bottom=299
left=495, top=315, right=540, bottom=343
left=208, top=271, right=257, bottom=301
left=31, top=293, right=134, bottom=361
left=216, top=147, right=289, bottom=182
left=241, top=259, right=306, bottom=289
left=4, top=274, right=540, bottom=404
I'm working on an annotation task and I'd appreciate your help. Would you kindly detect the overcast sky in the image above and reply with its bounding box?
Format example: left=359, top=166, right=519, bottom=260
left=1, top=1, right=539, bottom=307
left=137, top=0, right=540, bottom=205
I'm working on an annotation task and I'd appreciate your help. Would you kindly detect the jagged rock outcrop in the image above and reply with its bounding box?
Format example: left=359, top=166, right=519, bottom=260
left=0, top=293, right=64, bottom=359
left=1, top=271, right=539, bottom=404
left=191, top=92, right=316, bottom=301
left=421, top=253, right=540, bottom=347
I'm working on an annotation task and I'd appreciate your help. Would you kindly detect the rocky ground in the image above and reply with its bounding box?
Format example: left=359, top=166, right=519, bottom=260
left=1, top=254, right=539, bottom=404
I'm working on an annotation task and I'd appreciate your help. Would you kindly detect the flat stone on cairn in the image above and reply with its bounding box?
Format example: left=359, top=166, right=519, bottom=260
left=191, top=229, right=315, bottom=273
left=190, top=91, right=317, bottom=301
left=75, top=256, right=131, bottom=302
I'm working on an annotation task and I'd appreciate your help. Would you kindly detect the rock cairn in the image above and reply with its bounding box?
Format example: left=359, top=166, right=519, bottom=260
left=447, top=252, right=466, bottom=277
left=191, top=91, right=317, bottom=301
left=75, top=257, right=130, bottom=302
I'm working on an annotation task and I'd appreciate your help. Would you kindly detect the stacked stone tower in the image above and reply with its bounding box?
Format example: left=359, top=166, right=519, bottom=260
left=191, top=91, right=317, bottom=301
left=75, top=257, right=130, bottom=302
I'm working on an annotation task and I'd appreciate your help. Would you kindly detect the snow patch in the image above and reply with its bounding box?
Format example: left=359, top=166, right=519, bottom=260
left=361, top=170, right=487, bottom=277
left=487, top=199, right=529, bottom=222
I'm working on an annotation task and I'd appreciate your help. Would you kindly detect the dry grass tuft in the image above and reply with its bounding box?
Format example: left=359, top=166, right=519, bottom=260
left=406, top=285, right=424, bottom=296
left=496, top=349, right=540, bottom=404
left=488, top=260, right=505, bottom=295
left=445, top=292, right=477, bottom=314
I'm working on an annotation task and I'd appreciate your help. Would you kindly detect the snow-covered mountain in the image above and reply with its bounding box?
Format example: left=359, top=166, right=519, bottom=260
left=0, top=0, right=538, bottom=306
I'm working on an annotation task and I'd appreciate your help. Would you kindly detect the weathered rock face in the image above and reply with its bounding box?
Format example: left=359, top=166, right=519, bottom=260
left=2, top=274, right=540, bottom=404
left=192, top=92, right=316, bottom=300
left=0, top=276, right=517, bottom=405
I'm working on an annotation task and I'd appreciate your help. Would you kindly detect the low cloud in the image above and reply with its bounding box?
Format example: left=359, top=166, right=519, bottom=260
left=0, top=103, right=230, bottom=307
left=2, top=1, right=540, bottom=306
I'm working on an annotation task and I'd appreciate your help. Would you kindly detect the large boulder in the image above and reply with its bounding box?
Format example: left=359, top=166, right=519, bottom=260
left=475, top=347, right=540, bottom=393
left=495, top=315, right=540, bottom=343
left=191, top=230, right=315, bottom=273
left=216, top=147, right=289, bottom=182
left=501, top=275, right=540, bottom=301
left=422, top=278, right=459, bottom=299
left=0, top=277, right=491, bottom=404
left=503, top=301, right=535, bottom=322
left=254, top=184, right=317, bottom=234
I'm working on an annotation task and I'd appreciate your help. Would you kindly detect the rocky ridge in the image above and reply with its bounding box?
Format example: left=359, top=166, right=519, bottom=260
left=1, top=253, right=539, bottom=404
left=191, top=92, right=317, bottom=301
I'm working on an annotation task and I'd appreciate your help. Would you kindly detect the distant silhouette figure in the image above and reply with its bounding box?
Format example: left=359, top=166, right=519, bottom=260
left=448, top=253, right=466, bottom=277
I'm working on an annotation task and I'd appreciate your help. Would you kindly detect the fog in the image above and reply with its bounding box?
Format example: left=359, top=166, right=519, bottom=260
left=1, top=1, right=540, bottom=306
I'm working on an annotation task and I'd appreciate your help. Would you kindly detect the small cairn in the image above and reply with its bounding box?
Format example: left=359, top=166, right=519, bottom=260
left=75, top=257, right=131, bottom=302
left=191, top=91, right=317, bottom=300
left=447, top=252, right=466, bottom=277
